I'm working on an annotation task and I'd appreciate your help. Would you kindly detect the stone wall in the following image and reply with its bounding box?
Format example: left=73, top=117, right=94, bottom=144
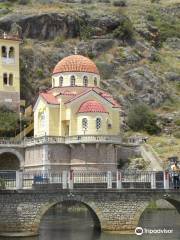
left=24, top=143, right=117, bottom=171
left=117, top=144, right=141, bottom=161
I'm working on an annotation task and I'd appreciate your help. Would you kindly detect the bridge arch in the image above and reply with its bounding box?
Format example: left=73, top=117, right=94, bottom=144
left=135, top=196, right=180, bottom=228
left=0, top=148, right=24, bottom=170
left=34, top=199, right=102, bottom=233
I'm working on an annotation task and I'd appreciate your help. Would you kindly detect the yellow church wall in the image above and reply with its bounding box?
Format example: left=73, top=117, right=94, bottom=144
left=0, top=39, right=20, bottom=92
left=77, top=112, right=108, bottom=135
left=48, top=107, right=59, bottom=136
left=52, top=72, right=100, bottom=88
left=34, top=93, right=120, bottom=137
left=34, top=98, right=49, bottom=137
left=66, top=94, right=121, bottom=136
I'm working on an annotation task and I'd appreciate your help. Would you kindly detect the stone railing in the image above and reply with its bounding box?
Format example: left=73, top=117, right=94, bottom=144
left=0, top=135, right=122, bottom=147
left=65, top=135, right=122, bottom=144
left=25, top=136, right=65, bottom=146
left=0, top=138, right=22, bottom=147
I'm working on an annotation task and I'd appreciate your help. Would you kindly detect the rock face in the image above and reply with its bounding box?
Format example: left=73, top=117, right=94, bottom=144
left=0, top=13, right=127, bottom=40
left=123, top=67, right=168, bottom=107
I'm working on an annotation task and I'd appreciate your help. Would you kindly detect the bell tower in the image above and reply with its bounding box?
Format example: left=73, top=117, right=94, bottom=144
left=0, top=33, right=21, bottom=112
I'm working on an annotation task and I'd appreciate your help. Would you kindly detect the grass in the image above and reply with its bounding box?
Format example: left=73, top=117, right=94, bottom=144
left=148, top=135, right=180, bottom=165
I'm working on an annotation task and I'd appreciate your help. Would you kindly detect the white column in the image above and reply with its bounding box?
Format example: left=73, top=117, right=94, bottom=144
left=116, top=170, right=122, bottom=189
left=163, top=171, right=170, bottom=189
left=151, top=172, right=156, bottom=189
left=16, top=170, right=23, bottom=190
left=107, top=171, right=112, bottom=189
left=62, top=171, right=68, bottom=189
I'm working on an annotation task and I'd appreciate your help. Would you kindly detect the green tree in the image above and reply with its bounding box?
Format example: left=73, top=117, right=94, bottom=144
left=0, top=106, right=19, bottom=137
left=127, top=103, right=161, bottom=135
left=113, top=18, right=134, bottom=41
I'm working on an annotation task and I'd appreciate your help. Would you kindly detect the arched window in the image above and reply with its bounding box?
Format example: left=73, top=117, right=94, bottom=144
left=9, top=47, right=15, bottom=58
left=9, top=74, right=13, bottom=86
left=96, top=117, right=102, bottom=130
left=82, top=118, right=88, bottom=130
left=2, top=46, right=7, bottom=58
left=59, top=76, right=63, bottom=87
left=83, top=76, right=88, bottom=87
left=94, top=77, right=97, bottom=86
left=70, top=75, right=76, bottom=86
left=3, top=73, right=8, bottom=85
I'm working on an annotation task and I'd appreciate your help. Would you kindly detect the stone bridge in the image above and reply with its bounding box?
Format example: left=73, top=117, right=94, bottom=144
left=0, top=189, right=179, bottom=237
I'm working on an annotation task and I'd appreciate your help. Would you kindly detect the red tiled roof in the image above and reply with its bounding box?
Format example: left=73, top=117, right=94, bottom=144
left=40, top=92, right=59, bottom=105
left=78, top=100, right=108, bottom=113
left=53, top=55, right=99, bottom=75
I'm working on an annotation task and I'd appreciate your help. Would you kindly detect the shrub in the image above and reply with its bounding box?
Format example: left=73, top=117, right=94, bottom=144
left=173, top=131, right=180, bottom=139
left=113, top=0, right=126, bottom=7
left=36, top=68, right=44, bottom=79
left=18, top=0, right=30, bottom=4
left=0, top=178, right=5, bottom=190
left=113, top=18, right=134, bottom=41
left=54, top=36, right=65, bottom=47
left=175, top=119, right=180, bottom=126
left=127, top=103, right=161, bottom=135
left=147, top=8, right=180, bottom=43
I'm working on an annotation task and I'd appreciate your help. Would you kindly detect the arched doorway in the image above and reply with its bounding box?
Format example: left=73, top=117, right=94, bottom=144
left=37, top=200, right=101, bottom=239
left=0, top=152, right=20, bottom=170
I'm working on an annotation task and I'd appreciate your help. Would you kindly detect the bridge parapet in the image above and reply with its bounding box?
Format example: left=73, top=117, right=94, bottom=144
left=0, top=170, right=177, bottom=191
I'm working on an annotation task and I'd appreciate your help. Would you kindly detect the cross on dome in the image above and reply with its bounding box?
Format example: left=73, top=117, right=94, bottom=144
left=74, top=47, right=78, bottom=55
left=3, top=32, right=7, bottom=39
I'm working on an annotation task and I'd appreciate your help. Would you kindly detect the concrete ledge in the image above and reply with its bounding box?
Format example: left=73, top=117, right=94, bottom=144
left=0, top=232, right=38, bottom=237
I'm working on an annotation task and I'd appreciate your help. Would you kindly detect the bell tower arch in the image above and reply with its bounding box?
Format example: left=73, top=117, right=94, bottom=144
left=0, top=33, right=21, bottom=112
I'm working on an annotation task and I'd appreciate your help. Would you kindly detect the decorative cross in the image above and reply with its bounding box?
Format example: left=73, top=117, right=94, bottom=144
left=3, top=32, right=7, bottom=39
left=74, top=47, right=78, bottom=55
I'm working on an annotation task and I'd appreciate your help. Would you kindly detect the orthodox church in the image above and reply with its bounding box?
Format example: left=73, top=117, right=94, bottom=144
left=33, top=54, right=121, bottom=138
left=0, top=33, right=125, bottom=171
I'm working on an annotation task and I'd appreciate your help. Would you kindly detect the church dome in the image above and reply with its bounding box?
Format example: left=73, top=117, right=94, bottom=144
left=53, top=55, right=99, bottom=75
left=78, top=100, right=108, bottom=113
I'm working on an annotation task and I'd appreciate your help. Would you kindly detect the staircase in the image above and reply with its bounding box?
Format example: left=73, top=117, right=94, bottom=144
left=141, top=144, right=163, bottom=171
left=14, top=122, right=34, bottom=141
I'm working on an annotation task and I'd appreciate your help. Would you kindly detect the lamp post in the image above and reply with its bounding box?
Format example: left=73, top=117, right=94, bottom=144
left=19, top=112, right=22, bottom=141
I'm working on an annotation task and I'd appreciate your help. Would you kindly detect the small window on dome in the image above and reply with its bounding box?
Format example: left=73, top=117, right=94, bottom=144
left=82, top=118, right=88, bottom=130
left=94, top=77, right=97, bottom=86
left=70, top=75, right=76, bottom=86
left=83, top=76, right=88, bottom=87
left=59, top=76, right=63, bottom=87
left=96, top=117, right=102, bottom=130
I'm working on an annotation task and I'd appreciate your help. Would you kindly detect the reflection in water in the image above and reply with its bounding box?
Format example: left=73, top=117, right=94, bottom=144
left=0, top=204, right=180, bottom=240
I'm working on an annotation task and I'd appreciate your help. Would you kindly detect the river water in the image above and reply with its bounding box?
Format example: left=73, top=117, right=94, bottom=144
left=1, top=204, right=180, bottom=240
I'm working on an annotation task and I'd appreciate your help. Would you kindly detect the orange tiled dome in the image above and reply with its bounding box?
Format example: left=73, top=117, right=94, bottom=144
left=78, top=100, right=108, bottom=113
left=53, top=55, right=99, bottom=75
